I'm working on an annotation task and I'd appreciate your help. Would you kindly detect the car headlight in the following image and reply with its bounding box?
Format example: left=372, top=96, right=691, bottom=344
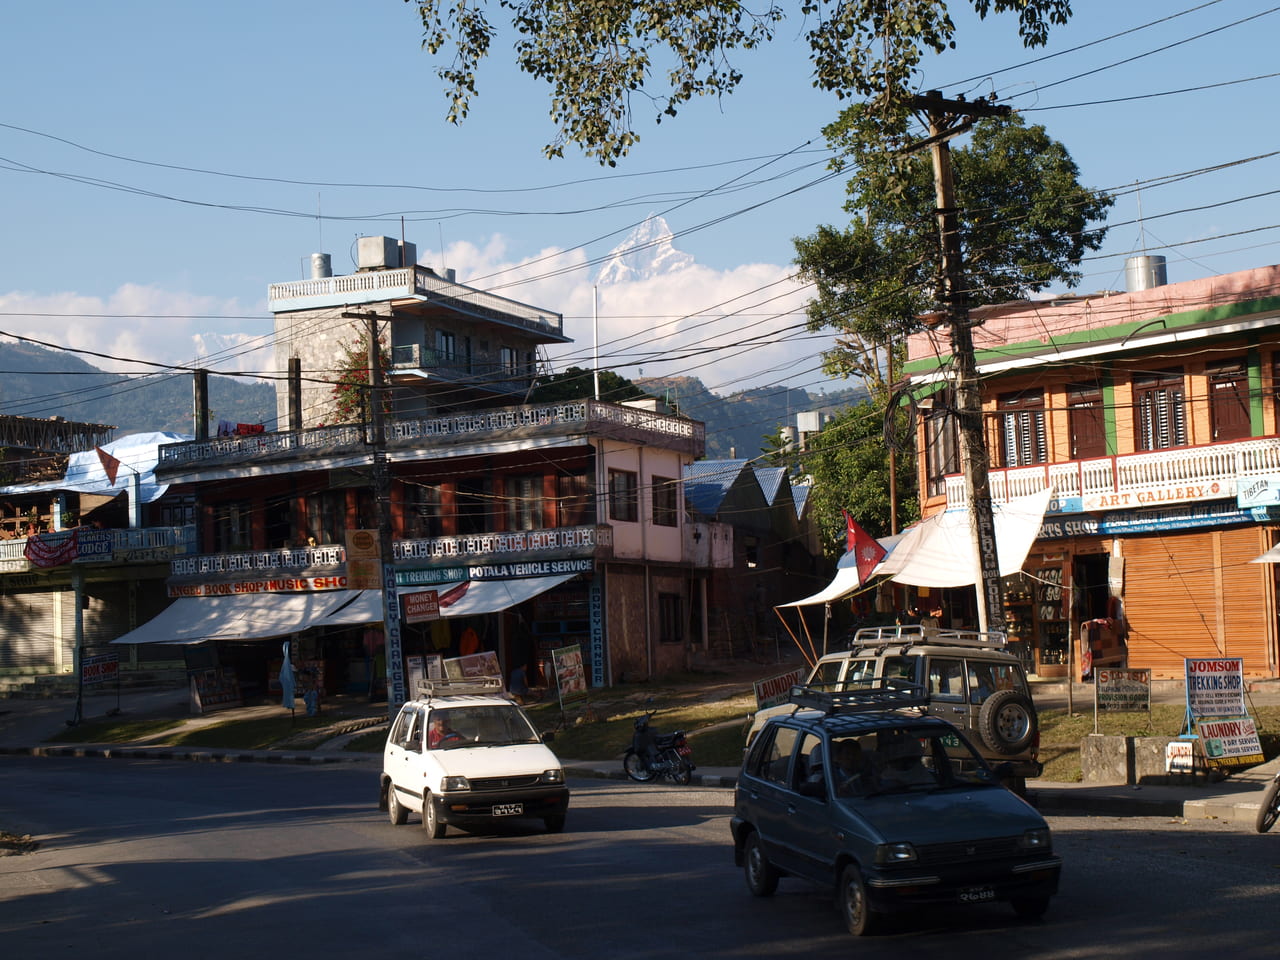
left=1018, top=828, right=1051, bottom=850
left=542, top=768, right=565, bottom=784
left=875, top=841, right=918, bottom=864
left=442, top=776, right=471, bottom=792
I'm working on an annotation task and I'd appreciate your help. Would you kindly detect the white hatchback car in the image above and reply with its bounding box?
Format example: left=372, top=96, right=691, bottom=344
left=380, top=677, right=569, bottom=838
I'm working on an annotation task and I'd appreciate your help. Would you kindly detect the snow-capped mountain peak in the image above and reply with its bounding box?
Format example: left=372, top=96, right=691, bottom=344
left=595, top=214, right=694, bottom=285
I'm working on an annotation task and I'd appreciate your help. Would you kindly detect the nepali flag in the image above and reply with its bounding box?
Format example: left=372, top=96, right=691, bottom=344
left=843, top=510, right=887, bottom=585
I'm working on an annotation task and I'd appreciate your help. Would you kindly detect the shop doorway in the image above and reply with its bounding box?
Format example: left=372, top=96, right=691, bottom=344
left=1072, top=554, right=1111, bottom=621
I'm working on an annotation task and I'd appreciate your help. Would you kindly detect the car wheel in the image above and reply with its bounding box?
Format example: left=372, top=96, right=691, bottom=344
left=1011, top=895, right=1050, bottom=920
left=977, top=689, right=1037, bottom=756
left=544, top=815, right=566, bottom=834
left=422, top=793, right=446, bottom=839
left=387, top=783, right=408, bottom=826
left=1255, top=778, right=1280, bottom=833
left=743, top=832, right=778, bottom=897
left=838, top=864, right=879, bottom=936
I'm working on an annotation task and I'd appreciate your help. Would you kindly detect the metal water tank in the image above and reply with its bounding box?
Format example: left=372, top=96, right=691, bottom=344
left=310, top=253, right=332, bottom=279
left=1125, top=255, right=1167, bottom=292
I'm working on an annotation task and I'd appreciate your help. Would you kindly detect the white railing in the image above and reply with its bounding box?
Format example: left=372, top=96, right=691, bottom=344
left=944, top=436, right=1280, bottom=509
left=0, top=525, right=195, bottom=569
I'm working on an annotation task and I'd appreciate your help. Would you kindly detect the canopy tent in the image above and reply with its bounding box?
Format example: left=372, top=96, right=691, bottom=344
left=396, top=573, right=579, bottom=618
left=876, top=487, right=1054, bottom=587
left=0, top=431, right=190, bottom=505
left=777, top=532, right=907, bottom=609
left=111, top=590, right=365, bottom=645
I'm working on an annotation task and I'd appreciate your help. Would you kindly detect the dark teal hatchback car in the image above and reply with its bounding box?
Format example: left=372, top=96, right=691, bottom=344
left=730, top=684, right=1061, bottom=936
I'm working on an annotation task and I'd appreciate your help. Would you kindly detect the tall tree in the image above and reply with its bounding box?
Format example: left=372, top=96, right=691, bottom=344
left=794, top=111, right=1114, bottom=392
left=407, top=1, right=1072, bottom=164
left=527, top=366, right=651, bottom=404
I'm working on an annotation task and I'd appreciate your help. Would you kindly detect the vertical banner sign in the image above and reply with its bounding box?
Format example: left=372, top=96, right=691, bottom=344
left=589, top=581, right=605, bottom=687
left=383, top=559, right=405, bottom=713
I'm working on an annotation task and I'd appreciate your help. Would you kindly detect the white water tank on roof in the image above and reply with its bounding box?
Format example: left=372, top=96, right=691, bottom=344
left=1125, top=255, right=1167, bottom=292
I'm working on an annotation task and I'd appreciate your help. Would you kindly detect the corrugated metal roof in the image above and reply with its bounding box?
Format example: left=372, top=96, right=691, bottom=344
left=682, top=458, right=748, bottom=517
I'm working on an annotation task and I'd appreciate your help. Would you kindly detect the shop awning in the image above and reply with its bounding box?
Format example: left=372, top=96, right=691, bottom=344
left=776, top=533, right=907, bottom=608
left=306, top=573, right=581, bottom=626
left=110, top=590, right=365, bottom=645
left=877, top=487, right=1054, bottom=588
left=1252, top=543, right=1280, bottom=563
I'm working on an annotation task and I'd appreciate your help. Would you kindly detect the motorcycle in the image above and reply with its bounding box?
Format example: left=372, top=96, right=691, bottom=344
left=1256, top=768, right=1280, bottom=833
left=622, top=703, right=695, bottom=785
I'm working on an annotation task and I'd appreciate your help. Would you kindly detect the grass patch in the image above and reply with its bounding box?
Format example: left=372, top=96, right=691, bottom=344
left=46, top=717, right=184, bottom=744
left=166, top=715, right=334, bottom=750
left=344, top=728, right=389, bottom=753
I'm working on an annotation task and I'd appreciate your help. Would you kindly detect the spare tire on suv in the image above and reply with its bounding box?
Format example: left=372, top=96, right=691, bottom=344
left=977, top=689, right=1038, bottom=755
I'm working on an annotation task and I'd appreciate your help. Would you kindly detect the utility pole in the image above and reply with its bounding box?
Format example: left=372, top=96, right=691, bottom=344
left=342, top=310, right=406, bottom=719
left=909, top=90, right=1010, bottom=635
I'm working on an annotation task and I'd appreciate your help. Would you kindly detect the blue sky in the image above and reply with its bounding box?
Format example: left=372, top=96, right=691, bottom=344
left=2, top=1, right=1277, bottom=400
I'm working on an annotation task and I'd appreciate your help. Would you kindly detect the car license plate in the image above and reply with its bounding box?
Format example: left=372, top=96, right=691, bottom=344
left=958, top=886, right=996, bottom=903
left=493, top=803, right=523, bottom=816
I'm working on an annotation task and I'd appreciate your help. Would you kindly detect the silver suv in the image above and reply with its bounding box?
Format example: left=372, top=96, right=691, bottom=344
left=746, top=626, right=1041, bottom=791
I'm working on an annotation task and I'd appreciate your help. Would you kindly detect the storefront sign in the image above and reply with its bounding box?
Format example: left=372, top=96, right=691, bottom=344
left=1237, top=475, right=1280, bottom=509
left=1165, top=740, right=1195, bottom=773
left=403, top=589, right=440, bottom=624
left=754, top=669, right=804, bottom=711
left=1083, top=481, right=1228, bottom=512
left=466, top=558, right=594, bottom=580
left=1196, top=717, right=1265, bottom=768
left=167, top=575, right=348, bottom=598
left=81, top=652, right=119, bottom=686
left=1184, top=657, right=1246, bottom=718
left=589, top=582, right=605, bottom=687
left=1096, top=668, right=1151, bottom=711
left=1040, top=502, right=1255, bottom=539
left=445, top=651, right=501, bottom=681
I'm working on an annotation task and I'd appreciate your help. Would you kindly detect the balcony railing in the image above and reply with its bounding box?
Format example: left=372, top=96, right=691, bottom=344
left=157, top=399, right=705, bottom=469
left=268, top=266, right=565, bottom=339
left=0, top=525, right=196, bottom=572
left=166, top=525, right=614, bottom=581
left=943, top=437, right=1280, bottom=511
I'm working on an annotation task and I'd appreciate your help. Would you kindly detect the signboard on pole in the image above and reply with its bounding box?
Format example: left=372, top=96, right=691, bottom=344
left=345, top=529, right=382, bottom=591
left=81, top=651, right=119, bottom=686
left=753, top=669, right=804, bottom=711
left=1196, top=716, right=1265, bottom=768
left=1184, top=657, right=1246, bottom=718
left=551, top=644, right=588, bottom=703
left=1096, top=668, right=1151, bottom=711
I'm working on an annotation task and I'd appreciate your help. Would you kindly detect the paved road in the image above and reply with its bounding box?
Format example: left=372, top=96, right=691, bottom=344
left=2, top=758, right=1279, bottom=959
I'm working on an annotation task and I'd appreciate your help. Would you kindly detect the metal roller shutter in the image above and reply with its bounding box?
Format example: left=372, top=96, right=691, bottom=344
left=1121, top=527, right=1272, bottom=677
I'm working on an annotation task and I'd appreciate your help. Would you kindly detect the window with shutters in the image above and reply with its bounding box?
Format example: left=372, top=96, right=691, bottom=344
left=1208, top=359, right=1251, bottom=442
left=505, top=474, right=544, bottom=531
left=997, top=389, right=1047, bottom=467
left=1067, top=382, right=1107, bottom=460
left=608, top=469, right=638, bottom=522
left=1133, top=368, right=1187, bottom=450
left=923, top=395, right=959, bottom=499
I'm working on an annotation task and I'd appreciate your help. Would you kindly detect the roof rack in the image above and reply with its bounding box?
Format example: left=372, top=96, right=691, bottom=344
left=849, top=624, right=1007, bottom=650
left=415, top=676, right=506, bottom=698
left=788, top=679, right=929, bottom=714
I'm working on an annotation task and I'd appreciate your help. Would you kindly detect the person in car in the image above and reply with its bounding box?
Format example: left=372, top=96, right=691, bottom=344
left=428, top=714, right=461, bottom=748
left=832, top=739, right=876, bottom=797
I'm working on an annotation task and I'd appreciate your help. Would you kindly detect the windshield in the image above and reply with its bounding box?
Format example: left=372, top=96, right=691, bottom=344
left=828, top=727, right=998, bottom=796
left=427, top=704, right=542, bottom=749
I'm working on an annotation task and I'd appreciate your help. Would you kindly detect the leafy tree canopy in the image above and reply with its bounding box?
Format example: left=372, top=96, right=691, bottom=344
left=406, top=0, right=1072, bottom=164
left=794, top=111, right=1113, bottom=391
left=329, top=329, right=391, bottom=425
left=527, top=365, right=652, bottom=404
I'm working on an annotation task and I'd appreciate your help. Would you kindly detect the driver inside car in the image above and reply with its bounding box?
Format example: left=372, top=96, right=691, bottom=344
left=428, top=714, right=461, bottom=749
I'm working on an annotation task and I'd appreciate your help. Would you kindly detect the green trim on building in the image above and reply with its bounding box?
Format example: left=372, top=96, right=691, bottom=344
left=1248, top=346, right=1264, bottom=436
left=901, top=294, right=1280, bottom=377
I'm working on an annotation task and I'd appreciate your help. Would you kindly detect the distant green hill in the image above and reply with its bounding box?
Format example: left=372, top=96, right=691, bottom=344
left=0, top=341, right=277, bottom=436
left=639, top=375, right=866, bottom=460
left=0, top=340, right=855, bottom=454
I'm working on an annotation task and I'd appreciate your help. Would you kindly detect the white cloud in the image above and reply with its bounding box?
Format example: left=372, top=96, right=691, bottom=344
left=0, top=285, right=270, bottom=376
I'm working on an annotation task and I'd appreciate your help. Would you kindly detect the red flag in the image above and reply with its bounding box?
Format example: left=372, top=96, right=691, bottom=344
left=843, top=510, right=887, bottom=584
left=96, top=446, right=121, bottom=485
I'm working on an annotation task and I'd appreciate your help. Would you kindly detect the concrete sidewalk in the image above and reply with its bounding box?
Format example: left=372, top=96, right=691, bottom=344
left=2, top=685, right=1277, bottom=829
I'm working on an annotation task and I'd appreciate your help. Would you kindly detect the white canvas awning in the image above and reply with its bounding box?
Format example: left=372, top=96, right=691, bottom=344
left=877, top=487, right=1054, bottom=587
left=111, top=590, right=365, bottom=645
left=1251, top=543, right=1280, bottom=563
left=776, top=533, right=907, bottom=609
